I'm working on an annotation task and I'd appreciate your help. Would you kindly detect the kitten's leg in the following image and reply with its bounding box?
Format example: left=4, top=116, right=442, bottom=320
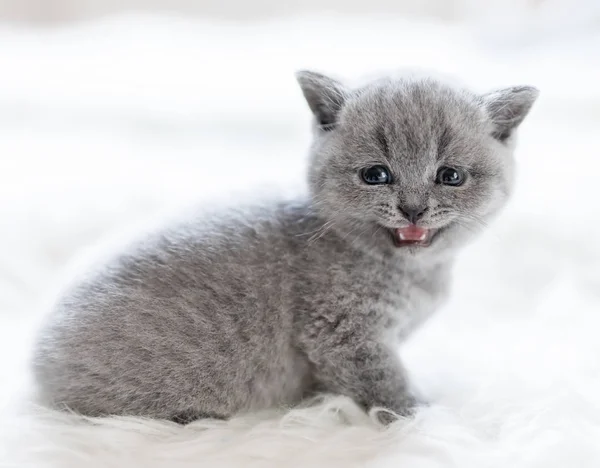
left=306, top=338, right=416, bottom=423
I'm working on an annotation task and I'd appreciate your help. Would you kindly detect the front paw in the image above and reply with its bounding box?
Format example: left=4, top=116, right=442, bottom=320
left=370, top=395, right=418, bottom=425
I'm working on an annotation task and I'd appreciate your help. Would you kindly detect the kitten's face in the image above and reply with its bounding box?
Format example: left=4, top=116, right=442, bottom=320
left=297, top=73, right=538, bottom=258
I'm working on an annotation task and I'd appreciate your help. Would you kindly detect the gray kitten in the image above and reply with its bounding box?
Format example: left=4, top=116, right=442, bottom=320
left=32, top=71, right=538, bottom=424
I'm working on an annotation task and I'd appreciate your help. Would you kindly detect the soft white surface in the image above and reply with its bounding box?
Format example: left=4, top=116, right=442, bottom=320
left=1, top=11, right=600, bottom=468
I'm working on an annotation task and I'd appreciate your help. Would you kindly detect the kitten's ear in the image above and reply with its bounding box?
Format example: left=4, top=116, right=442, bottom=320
left=296, top=70, right=349, bottom=131
left=482, top=86, right=539, bottom=142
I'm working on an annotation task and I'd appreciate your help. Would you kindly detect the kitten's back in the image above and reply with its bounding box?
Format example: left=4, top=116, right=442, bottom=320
left=32, top=200, right=317, bottom=419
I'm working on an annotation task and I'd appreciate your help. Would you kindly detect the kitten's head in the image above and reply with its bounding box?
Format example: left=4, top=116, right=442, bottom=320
left=297, top=71, right=538, bottom=259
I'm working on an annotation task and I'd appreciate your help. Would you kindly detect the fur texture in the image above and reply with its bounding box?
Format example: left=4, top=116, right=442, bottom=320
left=31, top=71, right=538, bottom=423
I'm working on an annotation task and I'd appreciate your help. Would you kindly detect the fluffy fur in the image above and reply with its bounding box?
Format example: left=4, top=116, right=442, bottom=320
left=31, top=71, right=537, bottom=424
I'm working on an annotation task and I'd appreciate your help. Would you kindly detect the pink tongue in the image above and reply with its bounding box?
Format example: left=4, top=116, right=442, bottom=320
left=395, top=225, right=429, bottom=241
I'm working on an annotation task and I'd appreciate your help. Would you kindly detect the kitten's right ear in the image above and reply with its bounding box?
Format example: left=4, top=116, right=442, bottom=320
left=296, top=70, right=348, bottom=131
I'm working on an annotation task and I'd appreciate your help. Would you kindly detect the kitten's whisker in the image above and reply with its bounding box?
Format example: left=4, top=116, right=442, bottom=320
left=300, top=219, right=334, bottom=238
left=340, top=223, right=363, bottom=242
left=371, top=225, right=383, bottom=240
left=307, top=220, right=338, bottom=246
left=453, top=219, right=482, bottom=235
left=452, top=213, right=500, bottom=242
left=351, top=224, right=376, bottom=246
left=457, top=212, right=491, bottom=231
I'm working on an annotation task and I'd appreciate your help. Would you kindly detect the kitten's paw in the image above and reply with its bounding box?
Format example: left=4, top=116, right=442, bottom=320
left=171, top=410, right=226, bottom=425
left=374, top=410, right=401, bottom=426
left=370, top=396, right=418, bottom=426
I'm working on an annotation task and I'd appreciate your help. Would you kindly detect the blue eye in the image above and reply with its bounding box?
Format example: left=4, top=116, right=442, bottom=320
left=436, top=166, right=466, bottom=186
left=361, top=165, right=392, bottom=185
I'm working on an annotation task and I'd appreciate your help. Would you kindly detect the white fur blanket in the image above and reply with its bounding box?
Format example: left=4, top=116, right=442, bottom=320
left=1, top=11, right=600, bottom=467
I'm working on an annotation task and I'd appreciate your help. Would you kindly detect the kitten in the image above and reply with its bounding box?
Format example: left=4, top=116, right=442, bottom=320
left=32, top=71, right=538, bottom=424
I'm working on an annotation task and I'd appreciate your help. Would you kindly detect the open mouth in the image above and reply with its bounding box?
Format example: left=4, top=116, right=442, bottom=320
left=389, top=225, right=436, bottom=248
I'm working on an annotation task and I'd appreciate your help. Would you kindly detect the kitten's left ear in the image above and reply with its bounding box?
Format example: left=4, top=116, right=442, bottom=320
left=482, top=86, right=539, bottom=142
left=296, top=70, right=349, bottom=131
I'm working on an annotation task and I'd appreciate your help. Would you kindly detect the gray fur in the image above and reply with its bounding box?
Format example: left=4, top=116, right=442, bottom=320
left=32, top=71, right=538, bottom=423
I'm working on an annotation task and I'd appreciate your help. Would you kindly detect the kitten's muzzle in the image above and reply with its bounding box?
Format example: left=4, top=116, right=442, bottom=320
left=398, top=205, right=428, bottom=225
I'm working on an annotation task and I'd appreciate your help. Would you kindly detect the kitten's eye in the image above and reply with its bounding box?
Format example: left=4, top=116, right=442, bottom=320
left=361, top=165, right=392, bottom=185
left=436, top=166, right=466, bottom=186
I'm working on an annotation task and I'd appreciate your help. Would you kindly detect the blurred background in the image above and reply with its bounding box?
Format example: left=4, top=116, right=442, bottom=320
left=2, top=0, right=600, bottom=426
left=0, top=0, right=595, bottom=23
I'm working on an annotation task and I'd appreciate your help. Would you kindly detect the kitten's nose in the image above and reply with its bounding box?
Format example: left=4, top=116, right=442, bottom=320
left=398, top=205, right=428, bottom=224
